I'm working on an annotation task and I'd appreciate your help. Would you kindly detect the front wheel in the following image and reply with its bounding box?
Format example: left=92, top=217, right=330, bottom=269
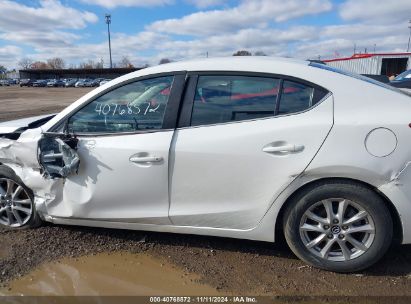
left=284, top=181, right=393, bottom=272
left=0, top=166, right=42, bottom=229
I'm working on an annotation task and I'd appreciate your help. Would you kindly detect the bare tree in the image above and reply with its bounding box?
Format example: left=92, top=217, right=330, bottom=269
left=78, top=60, right=97, bottom=69
left=18, top=58, right=33, bottom=69
left=95, top=58, right=104, bottom=69
left=254, top=51, right=267, bottom=56
left=30, top=61, right=49, bottom=69
left=159, top=58, right=172, bottom=64
left=233, top=50, right=252, bottom=56
left=118, top=56, right=134, bottom=68
left=47, top=57, right=65, bottom=69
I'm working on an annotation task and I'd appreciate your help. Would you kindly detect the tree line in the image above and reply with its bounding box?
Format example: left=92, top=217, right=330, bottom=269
left=17, top=56, right=136, bottom=70
left=14, top=50, right=266, bottom=71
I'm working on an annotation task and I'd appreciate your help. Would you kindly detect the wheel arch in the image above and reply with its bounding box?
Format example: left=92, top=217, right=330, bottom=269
left=275, top=177, right=403, bottom=244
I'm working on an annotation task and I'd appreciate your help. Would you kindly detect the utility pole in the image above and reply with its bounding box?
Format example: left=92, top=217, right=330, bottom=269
left=105, top=14, right=113, bottom=68
left=407, top=20, right=411, bottom=52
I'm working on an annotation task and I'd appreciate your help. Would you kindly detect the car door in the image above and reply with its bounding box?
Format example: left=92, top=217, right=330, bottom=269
left=169, top=73, right=333, bottom=229
left=41, top=73, right=185, bottom=224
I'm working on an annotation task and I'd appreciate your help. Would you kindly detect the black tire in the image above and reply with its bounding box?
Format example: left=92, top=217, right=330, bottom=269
left=284, top=180, right=393, bottom=272
left=0, top=165, right=42, bottom=229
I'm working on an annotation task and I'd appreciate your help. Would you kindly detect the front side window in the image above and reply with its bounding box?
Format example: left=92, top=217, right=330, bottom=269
left=191, top=75, right=280, bottom=126
left=68, top=76, right=174, bottom=134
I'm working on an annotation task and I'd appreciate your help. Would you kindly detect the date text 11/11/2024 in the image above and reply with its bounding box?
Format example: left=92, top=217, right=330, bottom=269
left=149, top=297, right=258, bottom=303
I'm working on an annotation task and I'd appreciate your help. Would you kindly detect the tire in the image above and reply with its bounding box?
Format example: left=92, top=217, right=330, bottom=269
left=284, top=180, right=393, bottom=272
left=0, top=165, right=42, bottom=229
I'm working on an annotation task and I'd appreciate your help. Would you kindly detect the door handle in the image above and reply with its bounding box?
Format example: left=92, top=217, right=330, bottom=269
left=263, top=144, right=304, bottom=154
left=129, top=156, right=163, bottom=163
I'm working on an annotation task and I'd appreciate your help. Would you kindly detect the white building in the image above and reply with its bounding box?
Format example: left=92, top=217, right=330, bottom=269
left=323, top=53, right=411, bottom=76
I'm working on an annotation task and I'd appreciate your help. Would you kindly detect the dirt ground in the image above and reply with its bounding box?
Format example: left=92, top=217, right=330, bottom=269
left=1, top=86, right=411, bottom=298
left=0, top=86, right=93, bottom=122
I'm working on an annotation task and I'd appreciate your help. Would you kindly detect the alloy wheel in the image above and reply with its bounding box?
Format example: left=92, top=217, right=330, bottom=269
left=299, top=198, right=375, bottom=261
left=0, top=178, right=33, bottom=228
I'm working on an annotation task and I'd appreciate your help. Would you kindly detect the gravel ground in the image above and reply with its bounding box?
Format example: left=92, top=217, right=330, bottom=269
left=1, top=86, right=411, bottom=297
left=0, top=86, right=92, bottom=122
left=1, top=225, right=411, bottom=296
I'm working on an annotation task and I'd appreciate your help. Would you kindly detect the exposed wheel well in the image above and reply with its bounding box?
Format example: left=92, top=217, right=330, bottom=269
left=275, top=177, right=403, bottom=244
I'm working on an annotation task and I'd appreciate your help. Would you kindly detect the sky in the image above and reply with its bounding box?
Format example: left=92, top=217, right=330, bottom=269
left=0, top=0, right=410, bottom=69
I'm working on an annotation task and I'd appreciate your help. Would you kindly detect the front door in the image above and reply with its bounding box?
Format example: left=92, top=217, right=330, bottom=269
left=43, top=74, right=185, bottom=224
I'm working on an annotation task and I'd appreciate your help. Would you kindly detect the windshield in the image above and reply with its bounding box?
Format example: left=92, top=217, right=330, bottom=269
left=309, top=62, right=411, bottom=97
left=393, top=70, right=411, bottom=81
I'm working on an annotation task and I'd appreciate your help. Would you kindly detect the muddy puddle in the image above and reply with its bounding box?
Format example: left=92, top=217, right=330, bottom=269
left=0, top=252, right=220, bottom=296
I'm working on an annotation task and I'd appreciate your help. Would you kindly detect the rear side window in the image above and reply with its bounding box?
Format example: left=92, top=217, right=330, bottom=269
left=278, top=80, right=314, bottom=115
left=191, top=76, right=280, bottom=126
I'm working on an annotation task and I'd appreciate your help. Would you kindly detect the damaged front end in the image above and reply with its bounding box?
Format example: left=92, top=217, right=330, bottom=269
left=0, top=118, right=81, bottom=222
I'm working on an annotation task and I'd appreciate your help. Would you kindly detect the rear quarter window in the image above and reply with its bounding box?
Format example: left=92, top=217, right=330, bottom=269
left=278, top=80, right=328, bottom=115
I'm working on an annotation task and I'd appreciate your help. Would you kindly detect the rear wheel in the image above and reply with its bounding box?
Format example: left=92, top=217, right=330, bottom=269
left=0, top=166, right=42, bottom=229
left=284, top=181, right=393, bottom=272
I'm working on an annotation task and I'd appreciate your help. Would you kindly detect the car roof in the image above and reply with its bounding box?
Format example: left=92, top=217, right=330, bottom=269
left=127, top=57, right=309, bottom=78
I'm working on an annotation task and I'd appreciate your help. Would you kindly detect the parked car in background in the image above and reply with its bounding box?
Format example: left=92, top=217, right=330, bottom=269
left=0, top=79, right=11, bottom=86
left=75, top=79, right=87, bottom=87
left=20, top=79, right=34, bottom=87
left=91, top=78, right=104, bottom=87
left=65, top=79, right=78, bottom=87
left=390, top=69, right=411, bottom=90
left=99, top=79, right=111, bottom=86
left=47, top=79, right=57, bottom=87
left=47, top=79, right=65, bottom=87
left=361, top=74, right=390, bottom=83
left=82, top=79, right=95, bottom=87
left=32, top=80, right=47, bottom=87
left=1, top=57, right=411, bottom=273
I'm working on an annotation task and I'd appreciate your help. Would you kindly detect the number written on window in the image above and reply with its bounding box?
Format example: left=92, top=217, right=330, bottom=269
left=68, top=76, right=174, bottom=133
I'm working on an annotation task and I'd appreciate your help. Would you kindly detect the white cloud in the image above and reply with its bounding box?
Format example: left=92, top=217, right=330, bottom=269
left=321, top=23, right=409, bottom=42
left=1, top=0, right=409, bottom=69
left=0, top=0, right=98, bottom=31
left=0, top=0, right=98, bottom=68
left=149, top=0, right=332, bottom=36
left=0, top=45, right=23, bottom=68
left=79, top=0, right=173, bottom=8
left=339, top=0, right=411, bottom=24
left=295, top=22, right=411, bottom=60
left=0, top=31, right=81, bottom=48
left=184, top=0, right=225, bottom=9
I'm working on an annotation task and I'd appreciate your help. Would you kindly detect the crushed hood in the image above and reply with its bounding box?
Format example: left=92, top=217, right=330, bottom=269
left=0, top=114, right=56, bottom=135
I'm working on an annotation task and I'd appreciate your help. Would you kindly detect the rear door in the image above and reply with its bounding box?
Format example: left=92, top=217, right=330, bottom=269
left=169, top=73, right=333, bottom=229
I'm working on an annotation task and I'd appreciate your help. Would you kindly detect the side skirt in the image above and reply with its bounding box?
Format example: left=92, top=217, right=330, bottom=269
left=46, top=216, right=274, bottom=242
